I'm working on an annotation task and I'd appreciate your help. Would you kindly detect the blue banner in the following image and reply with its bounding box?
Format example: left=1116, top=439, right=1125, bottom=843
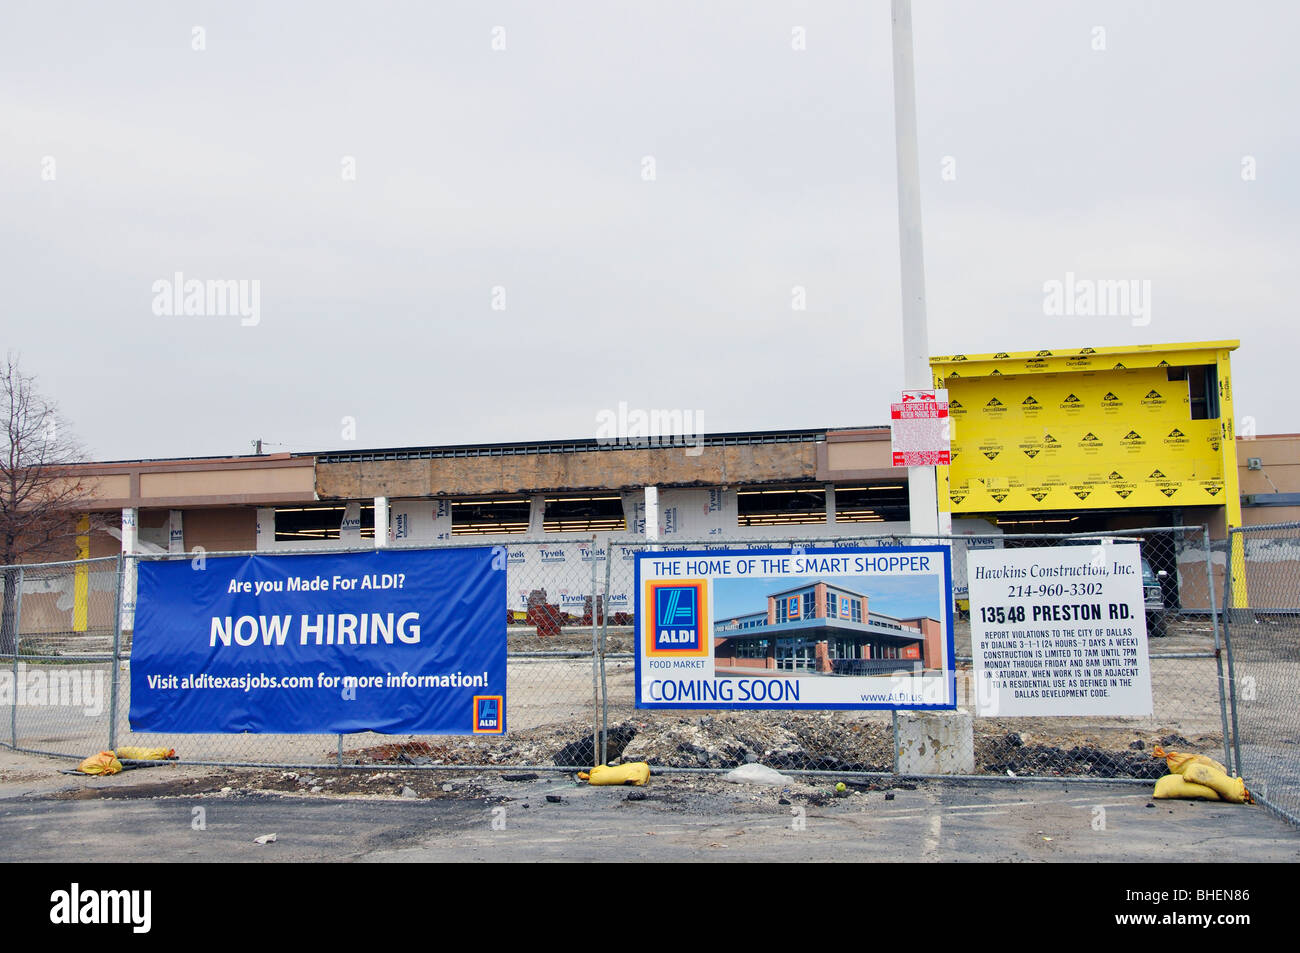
left=129, top=547, right=506, bottom=734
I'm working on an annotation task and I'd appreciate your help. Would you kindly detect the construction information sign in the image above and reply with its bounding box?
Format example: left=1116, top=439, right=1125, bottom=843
left=968, top=544, right=1152, bottom=717
left=634, top=546, right=956, bottom=710
left=130, top=547, right=506, bottom=735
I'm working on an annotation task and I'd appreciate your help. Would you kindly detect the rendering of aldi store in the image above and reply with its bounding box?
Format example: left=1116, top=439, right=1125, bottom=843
left=714, top=581, right=942, bottom=676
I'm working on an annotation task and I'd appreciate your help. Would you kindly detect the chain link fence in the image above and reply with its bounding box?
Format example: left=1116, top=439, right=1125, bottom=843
left=113, top=541, right=613, bottom=769
left=597, top=527, right=1227, bottom=781
left=0, top=556, right=122, bottom=758
left=0, top=527, right=1240, bottom=784
left=1222, top=522, right=1300, bottom=826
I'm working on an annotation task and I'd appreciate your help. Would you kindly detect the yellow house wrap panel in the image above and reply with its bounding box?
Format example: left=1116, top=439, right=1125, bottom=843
left=931, top=341, right=1238, bottom=515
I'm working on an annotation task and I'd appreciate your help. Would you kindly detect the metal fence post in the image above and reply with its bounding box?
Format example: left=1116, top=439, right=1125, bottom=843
left=10, top=566, right=23, bottom=749
left=600, top=535, right=612, bottom=767
left=1219, top=528, right=1243, bottom=777
left=108, top=553, right=124, bottom=752
left=1202, top=526, right=1233, bottom=775
left=589, top=533, right=600, bottom=768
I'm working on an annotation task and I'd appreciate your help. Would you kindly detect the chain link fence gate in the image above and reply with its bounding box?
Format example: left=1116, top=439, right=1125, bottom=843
left=1, top=527, right=1234, bottom=784
left=0, top=556, right=122, bottom=759
left=1222, top=522, right=1300, bottom=826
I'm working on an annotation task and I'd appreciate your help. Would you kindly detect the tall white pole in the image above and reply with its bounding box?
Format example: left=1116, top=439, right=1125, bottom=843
left=892, top=0, right=940, bottom=537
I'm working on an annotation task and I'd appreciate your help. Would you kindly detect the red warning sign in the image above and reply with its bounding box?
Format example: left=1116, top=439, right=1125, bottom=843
left=891, top=390, right=950, bottom=466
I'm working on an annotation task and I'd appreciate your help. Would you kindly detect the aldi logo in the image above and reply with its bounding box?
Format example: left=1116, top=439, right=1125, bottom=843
left=473, top=695, right=504, bottom=734
left=645, top=580, right=708, bottom=657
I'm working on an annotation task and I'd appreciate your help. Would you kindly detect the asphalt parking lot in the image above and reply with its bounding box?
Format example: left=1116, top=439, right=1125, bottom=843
left=2, top=749, right=1296, bottom=863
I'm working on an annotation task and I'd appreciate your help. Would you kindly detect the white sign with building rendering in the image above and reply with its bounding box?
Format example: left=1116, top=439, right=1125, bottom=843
left=636, top=546, right=956, bottom=710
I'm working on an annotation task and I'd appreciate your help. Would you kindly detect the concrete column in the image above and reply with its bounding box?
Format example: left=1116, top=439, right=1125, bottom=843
left=120, top=507, right=137, bottom=633
left=825, top=484, right=837, bottom=527
left=120, top=507, right=137, bottom=554
left=167, top=510, right=184, bottom=554
left=528, top=494, right=546, bottom=537
left=340, top=502, right=362, bottom=547
left=74, top=515, right=90, bottom=632
left=896, top=711, right=975, bottom=775
left=644, top=486, right=659, bottom=542
left=256, top=508, right=276, bottom=551
left=373, top=496, right=390, bottom=548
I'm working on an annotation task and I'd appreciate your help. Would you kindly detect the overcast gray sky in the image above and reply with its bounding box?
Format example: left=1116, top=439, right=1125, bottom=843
left=3, top=1, right=1295, bottom=461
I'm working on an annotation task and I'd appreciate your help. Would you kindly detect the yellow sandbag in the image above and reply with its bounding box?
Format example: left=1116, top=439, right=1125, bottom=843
left=1181, top=762, right=1253, bottom=804
left=78, top=751, right=123, bottom=776
left=577, top=762, right=650, bottom=786
left=115, top=746, right=175, bottom=761
left=1152, top=745, right=1227, bottom=776
left=1153, top=773, right=1220, bottom=801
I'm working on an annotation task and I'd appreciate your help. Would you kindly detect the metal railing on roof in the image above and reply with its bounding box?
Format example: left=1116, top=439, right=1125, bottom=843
left=308, top=429, right=847, bottom=465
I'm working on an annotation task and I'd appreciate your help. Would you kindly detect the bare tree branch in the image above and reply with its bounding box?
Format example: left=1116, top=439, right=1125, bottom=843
left=1, top=351, right=106, bottom=566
